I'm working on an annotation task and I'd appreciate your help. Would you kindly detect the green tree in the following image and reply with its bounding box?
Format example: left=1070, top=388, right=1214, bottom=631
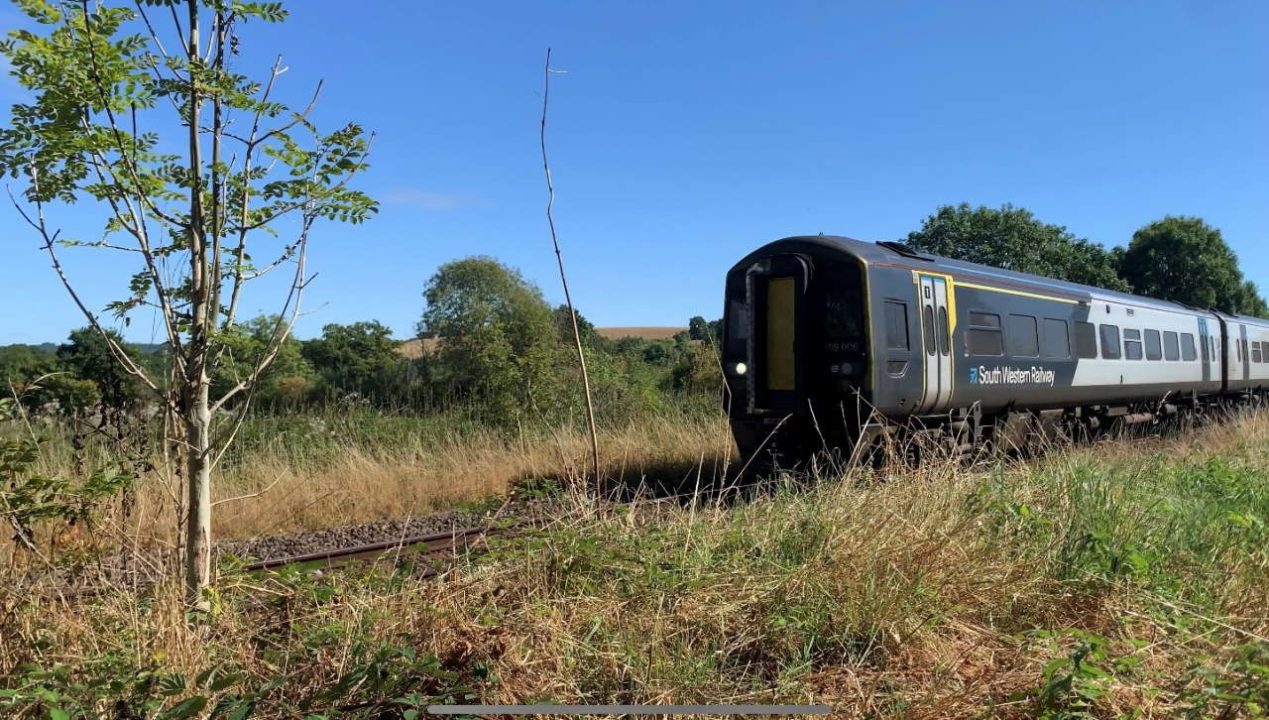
left=302, top=320, right=403, bottom=400
left=212, top=315, right=316, bottom=408
left=0, top=344, right=57, bottom=391
left=0, top=0, right=376, bottom=603
left=687, top=316, right=710, bottom=341
left=1119, top=216, right=1264, bottom=314
left=420, top=257, right=566, bottom=422
left=904, top=203, right=1128, bottom=290
left=1237, top=281, right=1269, bottom=319
left=57, top=327, right=144, bottom=409
left=552, top=305, right=602, bottom=348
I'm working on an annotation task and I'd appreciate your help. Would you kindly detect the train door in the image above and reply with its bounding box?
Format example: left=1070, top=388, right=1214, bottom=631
left=751, top=255, right=809, bottom=414
left=1241, top=324, right=1250, bottom=382
left=1198, top=318, right=1212, bottom=384
left=916, top=275, right=952, bottom=413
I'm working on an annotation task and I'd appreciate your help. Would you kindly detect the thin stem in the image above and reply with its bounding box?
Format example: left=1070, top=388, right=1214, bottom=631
left=540, top=47, right=601, bottom=488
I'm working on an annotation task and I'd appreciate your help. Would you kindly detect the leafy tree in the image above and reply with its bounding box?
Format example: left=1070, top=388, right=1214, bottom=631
left=552, top=305, right=602, bottom=348
left=1119, top=217, right=1264, bottom=315
left=905, top=203, right=1128, bottom=290
left=57, top=327, right=145, bottom=409
left=688, top=316, right=710, bottom=341
left=420, top=257, right=566, bottom=422
left=302, top=320, right=403, bottom=400
left=212, top=315, right=316, bottom=408
left=38, top=374, right=100, bottom=416
left=0, top=0, right=376, bottom=603
left=0, top=344, right=57, bottom=390
left=1237, top=281, right=1269, bottom=319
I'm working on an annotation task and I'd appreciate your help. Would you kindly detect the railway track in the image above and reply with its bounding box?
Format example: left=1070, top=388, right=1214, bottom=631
left=36, top=520, right=526, bottom=602
left=242, top=522, right=516, bottom=575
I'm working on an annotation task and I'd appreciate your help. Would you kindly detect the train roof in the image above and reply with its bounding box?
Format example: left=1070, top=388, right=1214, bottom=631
left=758, top=234, right=1222, bottom=319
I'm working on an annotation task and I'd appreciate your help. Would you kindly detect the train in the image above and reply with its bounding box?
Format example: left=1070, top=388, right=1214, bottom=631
left=721, top=235, right=1269, bottom=466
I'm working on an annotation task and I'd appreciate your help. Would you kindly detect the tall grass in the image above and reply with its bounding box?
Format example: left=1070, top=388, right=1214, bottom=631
left=4, top=403, right=734, bottom=552
left=2, top=412, right=1265, bottom=717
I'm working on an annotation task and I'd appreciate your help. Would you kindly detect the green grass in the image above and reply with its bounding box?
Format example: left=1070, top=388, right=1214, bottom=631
left=2, top=414, right=1266, bottom=718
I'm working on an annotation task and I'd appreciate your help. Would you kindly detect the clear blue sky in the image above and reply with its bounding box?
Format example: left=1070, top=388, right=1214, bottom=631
left=2, top=0, right=1267, bottom=344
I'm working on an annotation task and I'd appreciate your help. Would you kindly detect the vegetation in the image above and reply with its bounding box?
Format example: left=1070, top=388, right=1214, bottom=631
left=0, top=0, right=376, bottom=602
left=904, top=203, right=1130, bottom=291
left=1, top=411, right=1264, bottom=717
left=1120, top=216, right=1269, bottom=317
left=0, top=2, right=1264, bottom=717
left=904, top=204, right=1269, bottom=317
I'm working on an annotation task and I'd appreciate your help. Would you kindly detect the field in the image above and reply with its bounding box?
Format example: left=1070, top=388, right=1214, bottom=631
left=1, top=410, right=1267, bottom=718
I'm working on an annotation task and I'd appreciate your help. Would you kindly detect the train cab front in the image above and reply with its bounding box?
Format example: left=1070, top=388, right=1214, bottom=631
left=721, top=239, right=869, bottom=471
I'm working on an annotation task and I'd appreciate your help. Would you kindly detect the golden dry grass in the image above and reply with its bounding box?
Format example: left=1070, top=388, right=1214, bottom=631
left=593, top=326, right=687, bottom=341
left=2, top=412, right=1266, bottom=717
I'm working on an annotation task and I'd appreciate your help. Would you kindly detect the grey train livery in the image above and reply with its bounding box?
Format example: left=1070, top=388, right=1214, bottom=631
left=722, top=235, right=1269, bottom=463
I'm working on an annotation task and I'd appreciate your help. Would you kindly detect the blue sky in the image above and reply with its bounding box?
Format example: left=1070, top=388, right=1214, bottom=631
left=2, top=0, right=1267, bottom=344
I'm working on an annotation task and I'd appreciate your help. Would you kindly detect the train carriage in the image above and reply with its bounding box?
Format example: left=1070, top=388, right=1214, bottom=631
left=722, top=235, right=1260, bottom=464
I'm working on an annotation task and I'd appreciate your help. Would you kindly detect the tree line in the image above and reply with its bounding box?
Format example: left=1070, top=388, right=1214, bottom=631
left=905, top=204, right=1267, bottom=317
left=7, top=205, right=1262, bottom=425
left=2, top=257, right=722, bottom=426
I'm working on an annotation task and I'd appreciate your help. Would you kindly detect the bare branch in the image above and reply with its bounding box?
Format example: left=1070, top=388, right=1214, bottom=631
left=540, top=47, right=601, bottom=484
left=211, top=474, right=282, bottom=507
left=7, top=184, right=163, bottom=399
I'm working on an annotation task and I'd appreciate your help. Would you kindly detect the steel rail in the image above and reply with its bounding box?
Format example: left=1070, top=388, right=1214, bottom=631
left=242, top=523, right=505, bottom=572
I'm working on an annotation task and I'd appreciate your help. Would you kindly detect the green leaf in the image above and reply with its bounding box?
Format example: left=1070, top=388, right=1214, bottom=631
left=159, top=695, right=209, bottom=720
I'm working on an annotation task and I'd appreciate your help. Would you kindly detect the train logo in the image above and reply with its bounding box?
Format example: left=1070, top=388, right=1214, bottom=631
left=972, top=365, right=1056, bottom=386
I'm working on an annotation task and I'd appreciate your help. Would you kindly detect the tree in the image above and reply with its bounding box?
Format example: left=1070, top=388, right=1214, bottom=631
left=1237, top=281, right=1269, bottom=319
left=687, top=316, right=710, bottom=342
left=212, top=315, right=315, bottom=408
left=302, top=320, right=402, bottom=400
left=0, top=344, right=57, bottom=391
left=58, top=327, right=144, bottom=409
left=420, top=257, right=565, bottom=422
left=904, top=203, right=1128, bottom=290
left=0, top=1, right=376, bottom=605
left=1119, top=216, right=1263, bottom=315
left=551, top=305, right=603, bottom=349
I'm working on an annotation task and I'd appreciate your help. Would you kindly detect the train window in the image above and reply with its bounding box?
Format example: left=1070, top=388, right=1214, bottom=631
left=1181, top=333, right=1197, bottom=361
left=884, top=301, right=909, bottom=351
left=1124, top=329, right=1143, bottom=360
left=1163, top=331, right=1180, bottom=361
left=1007, top=314, right=1039, bottom=357
left=966, top=312, right=1003, bottom=356
left=969, top=312, right=1000, bottom=328
left=1145, top=330, right=1162, bottom=361
left=1074, top=321, right=1098, bottom=359
left=1100, top=324, right=1122, bottom=359
left=923, top=306, right=936, bottom=356
left=1254, top=342, right=1263, bottom=364
left=937, top=306, right=950, bottom=356
left=1041, top=318, right=1070, bottom=359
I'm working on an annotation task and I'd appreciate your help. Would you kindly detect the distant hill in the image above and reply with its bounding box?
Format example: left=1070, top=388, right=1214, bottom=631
left=396, top=327, right=687, bottom=359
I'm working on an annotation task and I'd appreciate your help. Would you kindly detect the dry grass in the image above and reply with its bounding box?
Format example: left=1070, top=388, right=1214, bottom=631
left=2, top=412, right=1267, bottom=717
left=5, top=409, right=733, bottom=558
left=593, top=326, right=687, bottom=341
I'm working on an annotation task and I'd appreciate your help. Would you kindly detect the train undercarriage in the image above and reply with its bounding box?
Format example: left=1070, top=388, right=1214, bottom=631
left=732, top=388, right=1269, bottom=478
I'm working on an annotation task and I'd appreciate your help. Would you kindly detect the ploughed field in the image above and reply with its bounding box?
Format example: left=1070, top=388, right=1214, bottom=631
left=1, top=410, right=1266, bottom=718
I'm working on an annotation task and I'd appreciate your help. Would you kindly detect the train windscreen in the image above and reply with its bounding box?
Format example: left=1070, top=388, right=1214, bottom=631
left=765, top=276, right=796, bottom=392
